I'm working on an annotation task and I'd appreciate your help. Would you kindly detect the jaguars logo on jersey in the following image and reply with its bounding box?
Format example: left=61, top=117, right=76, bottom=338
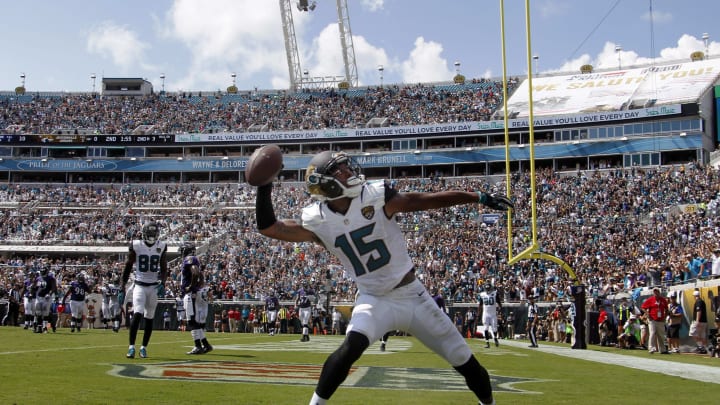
left=361, top=206, right=375, bottom=220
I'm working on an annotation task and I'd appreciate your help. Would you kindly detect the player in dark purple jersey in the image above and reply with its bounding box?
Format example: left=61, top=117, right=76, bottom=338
left=62, top=272, right=91, bottom=332
left=296, top=286, right=315, bottom=342
left=33, top=266, right=58, bottom=333
left=180, top=243, right=213, bottom=354
left=433, top=289, right=447, bottom=314
left=265, top=290, right=280, bottom=336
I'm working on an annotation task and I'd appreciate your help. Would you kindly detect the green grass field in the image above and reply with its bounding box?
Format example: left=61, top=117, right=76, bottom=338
left=1, top=327, right=718, bottom=404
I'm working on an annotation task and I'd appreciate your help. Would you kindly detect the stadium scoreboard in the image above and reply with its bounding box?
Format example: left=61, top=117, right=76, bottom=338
left=85, top=134, right=174, bottom=144
left=0, top=134, right=175, bottom=144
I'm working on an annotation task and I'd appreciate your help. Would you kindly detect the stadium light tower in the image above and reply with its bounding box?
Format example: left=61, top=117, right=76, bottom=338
left=454, top=61, right=461, bottom=75
left=615, top=45, right=622, bottom=70
left=280, top=0, right=358, bottom=92
left=91, top=74, right=96, bottom=93
left=532, top=54, right=539, bottom=76
left=378, top=65, right=384, bottom=87
left=702, top=33, right=710, bottom=58
left=20, top=72, right=25, bottom=88
left=160, top=73, right=165, bottom=93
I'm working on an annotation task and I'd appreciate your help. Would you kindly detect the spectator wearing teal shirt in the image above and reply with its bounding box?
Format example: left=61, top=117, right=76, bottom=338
left=687, top=253, right=706, bottom=281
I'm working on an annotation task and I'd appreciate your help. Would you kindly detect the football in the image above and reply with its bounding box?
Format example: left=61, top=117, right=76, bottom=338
left=245, top=144, right=283, bottom=186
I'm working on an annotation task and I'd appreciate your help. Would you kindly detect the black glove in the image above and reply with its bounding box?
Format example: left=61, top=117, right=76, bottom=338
left=479, top=192, right=513, bottom=211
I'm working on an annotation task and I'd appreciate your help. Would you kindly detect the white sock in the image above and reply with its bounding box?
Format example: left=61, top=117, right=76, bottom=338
left=309, top=392, right=328, bottom=405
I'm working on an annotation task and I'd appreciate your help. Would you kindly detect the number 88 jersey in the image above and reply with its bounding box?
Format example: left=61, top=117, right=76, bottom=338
left=131, top=239, right=167, bottom=284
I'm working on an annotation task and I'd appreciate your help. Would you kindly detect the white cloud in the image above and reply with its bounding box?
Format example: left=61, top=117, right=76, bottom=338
left=400, top=37, right=454, bottom=84
left=162, top=0, right=289, bottom=90
left=360, top=0, right=385, bottom=12
left=351, top=35, right=389, bottom=86
left=306, top=24, right=346, bottom=80
left=86, top=22, right=151, bottom=72
left=641, top=10, right=673, bottom=23
left=551, top=34, right=716, bottom=74
left=302, top=23, right=388, bottom=87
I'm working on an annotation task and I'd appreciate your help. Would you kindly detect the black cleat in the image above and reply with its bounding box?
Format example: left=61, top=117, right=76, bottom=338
left=203, top=344, right=213, bottom=353
left=380, top=342, right=386, bottom=352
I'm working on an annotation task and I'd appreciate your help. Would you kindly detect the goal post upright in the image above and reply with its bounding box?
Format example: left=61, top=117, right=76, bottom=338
left=498, top=0, right=579, bottom=285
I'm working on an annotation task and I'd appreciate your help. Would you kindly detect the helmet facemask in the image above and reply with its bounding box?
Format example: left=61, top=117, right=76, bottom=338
left=180, top=242, right=196, bottom=257
left=142, top=223, right=159, bottom=246
left=306, top=152, right=365, bottom=201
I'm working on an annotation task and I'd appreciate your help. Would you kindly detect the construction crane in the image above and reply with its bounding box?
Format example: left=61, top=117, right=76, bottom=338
left=279, top=0, right=359, bottom=92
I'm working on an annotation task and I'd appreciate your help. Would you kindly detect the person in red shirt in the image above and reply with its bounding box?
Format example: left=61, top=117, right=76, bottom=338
left=231, top=307, right=241, bottom=332
left=640, top=288, right=669, bottom=354
left=597, top=306, right=611, bottom=346
left=227, top=308, right=237, bottom=333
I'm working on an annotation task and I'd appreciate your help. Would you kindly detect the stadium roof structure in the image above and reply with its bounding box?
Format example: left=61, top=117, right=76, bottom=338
left=503, top=58, right=720, bottom=117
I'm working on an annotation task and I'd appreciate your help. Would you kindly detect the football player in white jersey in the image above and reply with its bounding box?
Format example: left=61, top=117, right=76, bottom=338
left=23, top=273, right=36, bottom=330
left=254, top=150, right=512, bottom=405
left=100, top=275, right=123, bottom=332
left=478, top=283, right=501, bottom=348
left=121, top=222, right=168, bottom=359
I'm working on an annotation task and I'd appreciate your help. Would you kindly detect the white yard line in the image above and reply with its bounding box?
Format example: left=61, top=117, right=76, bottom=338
left=498, top=339, right=720, bottom=384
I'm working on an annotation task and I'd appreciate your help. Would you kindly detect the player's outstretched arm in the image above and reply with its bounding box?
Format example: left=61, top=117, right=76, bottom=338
left=386, top=190, right=513, bottom=215
left=255, top=183, right=317, bottom=243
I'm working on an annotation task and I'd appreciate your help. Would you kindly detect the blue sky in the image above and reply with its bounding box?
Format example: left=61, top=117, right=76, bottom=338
left=1, top=0, right=718, bottom=92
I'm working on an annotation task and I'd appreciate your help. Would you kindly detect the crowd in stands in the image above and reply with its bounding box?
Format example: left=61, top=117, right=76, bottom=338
left=0, top=78, right=517, bottom=135
left=1, top=163, right=719, bottom=311
left=0, top=75, right=717, bottom=339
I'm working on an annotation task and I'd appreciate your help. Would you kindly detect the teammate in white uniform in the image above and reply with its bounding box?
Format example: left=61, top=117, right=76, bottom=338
left=527, top=294, right=540, bottom=348
left=101, top=276, right=123, bottom=332
left=23, top=275, right=35, bottom=330
left=121, top=222, right=168, bottom=359
left=479, top=283, right=501, bottom=348
left=254, top=150, right=512, bottom=405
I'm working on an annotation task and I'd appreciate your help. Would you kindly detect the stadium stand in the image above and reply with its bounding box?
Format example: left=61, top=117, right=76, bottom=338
left=1, top=57, right=720, bottom=324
